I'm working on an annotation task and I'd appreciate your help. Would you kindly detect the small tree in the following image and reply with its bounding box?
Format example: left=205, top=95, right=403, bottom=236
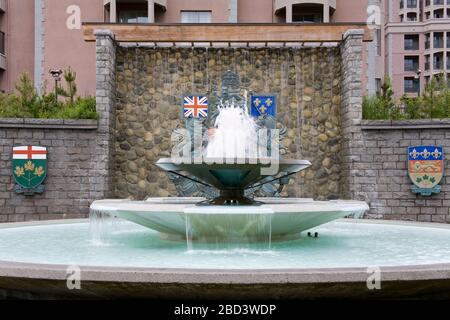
left=57, top=67, right=78, bottom=104
left=15, top=73, right=37, bottom=107
left=363, top=76, right=399, bottom=119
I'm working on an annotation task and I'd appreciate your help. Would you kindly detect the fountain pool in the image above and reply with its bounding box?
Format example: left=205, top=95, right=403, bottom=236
left=1, top=219, right=450, bottom=269
left=1, top=218, right=450, bottom=299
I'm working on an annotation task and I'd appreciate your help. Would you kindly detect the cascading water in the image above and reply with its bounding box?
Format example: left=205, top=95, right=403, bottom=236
left=205, top=101, right=260, bottom=160
left=89, top=209, right=117, bottom=246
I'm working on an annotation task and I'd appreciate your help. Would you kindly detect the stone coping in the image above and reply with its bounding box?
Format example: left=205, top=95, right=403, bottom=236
left=1, top=218, right=450, bottom=284
left=0, top=118, right=98, bottom=130
left=361, top=119, right=450, bottom=130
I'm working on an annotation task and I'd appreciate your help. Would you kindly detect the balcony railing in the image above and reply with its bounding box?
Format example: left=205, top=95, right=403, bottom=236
left=0, top=31, right=5, bottom=55
left=425, top=61, right=430, bottom=70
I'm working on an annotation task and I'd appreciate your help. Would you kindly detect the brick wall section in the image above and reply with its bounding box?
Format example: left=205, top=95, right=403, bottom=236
left=0, top=30, right=118, bottom=223
left=94, top=29, right=117, bottom=198
left=0, top=119, right=100, bottom=222
left=357, top=121, right=450, bottom=222
left=340, top=29, right=365, bottom=201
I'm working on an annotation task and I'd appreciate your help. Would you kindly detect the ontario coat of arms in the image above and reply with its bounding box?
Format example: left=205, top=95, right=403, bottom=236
left=12, top=146, right=47, bottom=196
left=408, top=146, right=443, bottom=196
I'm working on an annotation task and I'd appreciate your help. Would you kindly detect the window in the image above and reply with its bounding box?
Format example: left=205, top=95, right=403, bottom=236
left=375, top=78, right=382, bottom=96
left=181, top=11, right=212, bottom=23
left=404, top=77, right=419, bottom=93
left=434, top=52, right=443, bottom=69
left=433, top=32, right=444, bottom=48
left=118, top=11, right=148, bottom=23
left=376, top=29, right=381, bottom=56
left=425, top=33, right=430, bottom=49
left=404, top=56, right=419, bottom=71
left=407, top=0, right=418, bottom=7
left=404, top=34, right=419, bottom=50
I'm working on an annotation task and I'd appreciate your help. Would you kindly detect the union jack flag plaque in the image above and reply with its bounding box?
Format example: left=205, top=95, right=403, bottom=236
left=408, top=146, right=444, bottom=196
left=183, top=96, right=208, bottom=119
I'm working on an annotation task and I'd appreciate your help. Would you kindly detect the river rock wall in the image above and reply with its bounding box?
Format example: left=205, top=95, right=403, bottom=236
left=114, top=47, right=342, bottom=200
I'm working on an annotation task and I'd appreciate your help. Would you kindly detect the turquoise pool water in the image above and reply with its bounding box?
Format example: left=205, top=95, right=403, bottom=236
left=0, top=220, right=449, bottom=269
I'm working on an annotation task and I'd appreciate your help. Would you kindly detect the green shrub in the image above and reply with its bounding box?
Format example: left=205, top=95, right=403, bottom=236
left=362, top=76, right=401, bottom=120
left=0, top=71, right=98, bottom=120
left=363, top=75, right=450, bottom=120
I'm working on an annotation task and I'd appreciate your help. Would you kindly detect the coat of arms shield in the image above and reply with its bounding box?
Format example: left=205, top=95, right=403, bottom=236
left=408, top=146, right=443, bottom=196
left=12, top=146, right=47, bottom=195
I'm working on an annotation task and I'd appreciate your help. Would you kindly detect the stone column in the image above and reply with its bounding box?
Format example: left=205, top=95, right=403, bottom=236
left=94, top=29, right=117, bottom=198
left=147, top=0, right=155, bottom=23
left=110, top=0, right=117, bottom=23
left=286, top=4, right=292, bottom=23
left=323, top=0, right=330, bottom=23
left=340, top=29, right=365, bottom=201
left=228, top=0, right=238, bottom=23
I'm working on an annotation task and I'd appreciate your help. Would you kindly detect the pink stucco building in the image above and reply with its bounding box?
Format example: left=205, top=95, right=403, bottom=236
left=4, top=0, right=445, bottom=98
left=385, top=0, right=450, bottom=97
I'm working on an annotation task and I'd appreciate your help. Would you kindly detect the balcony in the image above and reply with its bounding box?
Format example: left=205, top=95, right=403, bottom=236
left=104, top=0, right=167, bottom=23
left=274, top=0, right=336, bottom=23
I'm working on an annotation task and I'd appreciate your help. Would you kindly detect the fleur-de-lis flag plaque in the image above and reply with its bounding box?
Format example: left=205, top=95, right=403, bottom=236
left=408, top=146, right=443, bottom=196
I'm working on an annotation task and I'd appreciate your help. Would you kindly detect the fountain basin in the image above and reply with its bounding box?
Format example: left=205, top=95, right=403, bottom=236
left=90, top=198, right=369, bottom=242
left=1, top=219, right=450, bottom=299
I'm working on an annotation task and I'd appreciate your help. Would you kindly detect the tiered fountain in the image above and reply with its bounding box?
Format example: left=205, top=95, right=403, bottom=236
left=91, top=98, right=369, bottom=244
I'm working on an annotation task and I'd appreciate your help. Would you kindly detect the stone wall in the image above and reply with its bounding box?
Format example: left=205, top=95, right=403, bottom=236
left=0, top=119, right=106, bottom=222
left=114, top=46, right=343, bottom=200
left=352, top=120, right=450, bottom=222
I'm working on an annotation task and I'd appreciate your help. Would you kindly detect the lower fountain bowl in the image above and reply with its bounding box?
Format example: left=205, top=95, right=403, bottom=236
left=90, top=198, right=369, bottom=242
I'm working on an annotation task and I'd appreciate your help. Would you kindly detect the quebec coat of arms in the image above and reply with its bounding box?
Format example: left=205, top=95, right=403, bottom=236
left=408, top=146, right=443, bottom=196
left=12, top=146, right=47, bottom=196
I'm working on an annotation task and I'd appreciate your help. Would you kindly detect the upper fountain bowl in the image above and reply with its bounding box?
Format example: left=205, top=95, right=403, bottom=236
left=155, top=158, right=311, bottom=191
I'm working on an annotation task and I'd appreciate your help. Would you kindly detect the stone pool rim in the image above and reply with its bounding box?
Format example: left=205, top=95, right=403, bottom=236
left=1, top=219, right=450, bottom=299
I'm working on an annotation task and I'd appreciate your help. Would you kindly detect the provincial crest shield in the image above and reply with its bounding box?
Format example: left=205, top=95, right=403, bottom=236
left=408, top=146, right=443, bottom=196
left=12, top=146, right=47, bottom=195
